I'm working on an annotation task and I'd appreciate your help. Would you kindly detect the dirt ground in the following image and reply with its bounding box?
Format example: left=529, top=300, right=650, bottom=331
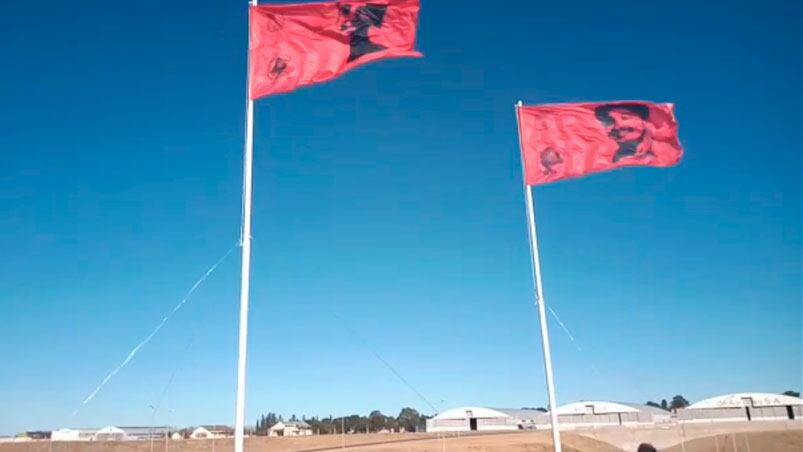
left=0, top=432, right=619, bottom=452
left=663, top=430, right=803, bottom=452
left=325, top=431, right=622, bottom=452
left=2, top=429, right=800, bottom=452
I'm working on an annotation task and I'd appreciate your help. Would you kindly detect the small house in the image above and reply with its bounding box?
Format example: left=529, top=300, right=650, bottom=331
left=268, top=421, right=312, bottom=437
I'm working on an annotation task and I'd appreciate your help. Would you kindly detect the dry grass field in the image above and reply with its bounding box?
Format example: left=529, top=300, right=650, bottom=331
left=0, top=432, right=618, bottom=452
left=2, top=429, right=800, bottom=452
left=323, top=431, right=622, bottom=452
left=663, top=429, right=803, bottom=452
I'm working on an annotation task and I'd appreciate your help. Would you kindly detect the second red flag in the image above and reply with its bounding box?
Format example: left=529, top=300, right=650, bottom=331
left=517, top=101, right=683, bottom=185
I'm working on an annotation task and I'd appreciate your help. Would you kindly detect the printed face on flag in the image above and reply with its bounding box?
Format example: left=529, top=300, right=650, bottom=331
left=601, top=107, right=646, bottom=142
left=595, top=104, right=652, bottom=163
left=339, top=3, right=389, bottom=62
left=249, top=0, right=422, bottom=99
left=517, top=101, right=683, bottom=185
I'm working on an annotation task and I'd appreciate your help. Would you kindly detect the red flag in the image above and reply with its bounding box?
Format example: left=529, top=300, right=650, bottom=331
left=249, top=0, right=422, bottom=99
left=516, top=101, right=683, bottom=185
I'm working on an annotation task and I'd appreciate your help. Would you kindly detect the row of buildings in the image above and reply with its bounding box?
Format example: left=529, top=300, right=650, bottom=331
left=31, top=422, right=311, bottom=442
left=48, top=425, right=232, bottom=442
left=426, top=392, right=803, bottom=432
left=8, top=393, right=799, bottom=441
left=188, top=422, right=312, bottom=438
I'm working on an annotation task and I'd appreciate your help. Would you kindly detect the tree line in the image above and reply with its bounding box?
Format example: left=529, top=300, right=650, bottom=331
left=255, top=407, right=429, bottom=435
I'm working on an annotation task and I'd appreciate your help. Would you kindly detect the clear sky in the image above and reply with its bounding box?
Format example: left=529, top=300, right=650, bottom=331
left=1, top=0, right=800, bottom=436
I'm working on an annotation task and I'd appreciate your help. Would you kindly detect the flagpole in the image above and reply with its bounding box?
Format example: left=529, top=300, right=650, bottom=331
left=515, top=101, right=562, bottom=452
left=235, top=1, right=257, bottom=451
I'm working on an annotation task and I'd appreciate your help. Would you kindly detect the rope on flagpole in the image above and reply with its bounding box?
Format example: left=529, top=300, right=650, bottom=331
left=149, top=336, right=196, bottom=420
left=546, top=304, right=617, bottom=381
left=546, top=305, right=580, bottom=348
left=546, top=303, right=654, bottom=404
left=331, top=313, right=440, bottom=413
left=546, top=305, right=605, bottom=377
left=72, top=242, right=239, bottom=417
left=369, top=350, right=440, bottom=414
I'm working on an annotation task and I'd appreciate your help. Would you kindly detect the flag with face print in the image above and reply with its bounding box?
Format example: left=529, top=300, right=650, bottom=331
left=516, top=101, right=683, bottom=185
left=249, top=0, right=422, bottom=99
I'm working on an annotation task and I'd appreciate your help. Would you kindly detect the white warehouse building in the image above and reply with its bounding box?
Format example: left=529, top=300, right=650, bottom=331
left=94, top=427, right=127, bottom=442
left=52, top=426, right=171, bottom=442
left=427, top=402, right=672, bottom=432
left=426, top=407, right=545, bottom=432
left=549, top=401, right=672, bottom=429
left=678, top=393, right=803, bottom=423
left=51, top=428, right=99, bottom=442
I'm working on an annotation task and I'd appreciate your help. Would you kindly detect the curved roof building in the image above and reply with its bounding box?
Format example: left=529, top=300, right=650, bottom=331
left=551, top=401, right=672, bottom=428
left=680, top=392, right=803, bottom=423
left=426, top=406, right=546, bottom=432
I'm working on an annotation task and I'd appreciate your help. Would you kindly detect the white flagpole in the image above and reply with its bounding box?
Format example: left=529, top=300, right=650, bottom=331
left=235, top=1, right=258, bottom=451
left=515, top=100, right=562, bottom=452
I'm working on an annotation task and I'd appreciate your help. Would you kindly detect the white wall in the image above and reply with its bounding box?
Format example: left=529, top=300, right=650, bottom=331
left=52, top=429, right=96, bottom=442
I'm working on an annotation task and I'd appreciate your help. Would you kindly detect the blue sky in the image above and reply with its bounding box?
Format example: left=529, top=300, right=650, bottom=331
left=1, top=0, right=800, bottom=435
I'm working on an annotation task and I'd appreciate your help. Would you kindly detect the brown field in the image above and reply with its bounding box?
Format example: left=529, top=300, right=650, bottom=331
left=0, top=432, right=617, bottom=452
left=663, top=429, right=803, bottom=452
left=1, top=429, right=800, bottom=452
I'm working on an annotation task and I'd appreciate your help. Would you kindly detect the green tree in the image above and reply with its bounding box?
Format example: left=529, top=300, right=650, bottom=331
left=254, top=412, right=281, bottom=435
left=661, top=400, right=668, bottom=411
left=369, top=410, right=389, bottom=432
left=670, top=395, right=690, bottom=410
left=386, top=416, right=401, bottom=432
left=782, top=390, right=800, bottom=398
left=397, top=407, right=424, bottom=432
left=342, top=414, right=365, bottom=433
left=307, top=416, right=334, bottom=435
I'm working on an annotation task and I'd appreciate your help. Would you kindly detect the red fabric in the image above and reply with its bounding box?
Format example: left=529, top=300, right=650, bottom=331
left=249, top=0, right=422, bottom=99
left=517, top=101, right=683, bottom=185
